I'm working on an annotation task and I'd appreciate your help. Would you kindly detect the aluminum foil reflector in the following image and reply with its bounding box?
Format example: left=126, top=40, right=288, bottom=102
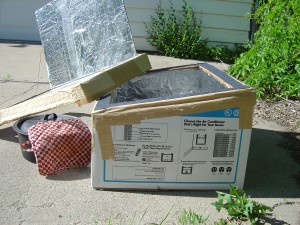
left=36, top=0, right=136, bottom=88
left=112, top=68, right=229, bottom=103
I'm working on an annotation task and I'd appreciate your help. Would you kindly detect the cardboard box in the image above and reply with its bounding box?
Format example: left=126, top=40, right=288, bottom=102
left=91, top=64, right=256, bottom=190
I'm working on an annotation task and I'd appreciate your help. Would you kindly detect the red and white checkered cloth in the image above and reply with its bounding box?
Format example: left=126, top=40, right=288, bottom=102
left=28, top=118, right=91, bottom=176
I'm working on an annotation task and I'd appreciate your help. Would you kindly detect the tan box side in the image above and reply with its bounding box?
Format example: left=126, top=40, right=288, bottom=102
left=92, top=89, right=256, bottom=160
left=0, top=54, right=151, bottom=126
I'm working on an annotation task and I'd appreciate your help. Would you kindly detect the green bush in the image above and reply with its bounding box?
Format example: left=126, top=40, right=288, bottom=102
left=146, top=0, right=207, bottom=60
left=228, top=0, right=300, bottom=100
left=145, top=0, right=245, bottom=63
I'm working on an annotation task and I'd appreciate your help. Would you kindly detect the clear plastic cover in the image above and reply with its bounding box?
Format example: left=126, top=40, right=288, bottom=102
left=36, top=0, right=136, bottom=88
left=112, top=68, right=229, bottom=103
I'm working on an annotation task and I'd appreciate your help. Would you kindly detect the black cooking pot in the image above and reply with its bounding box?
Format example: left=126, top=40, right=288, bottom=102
left=13, top=113, right=75, bottom=163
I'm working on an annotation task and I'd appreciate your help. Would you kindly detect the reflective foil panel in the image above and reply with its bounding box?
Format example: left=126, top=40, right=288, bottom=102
left=36, top=0, right=136, bottom=88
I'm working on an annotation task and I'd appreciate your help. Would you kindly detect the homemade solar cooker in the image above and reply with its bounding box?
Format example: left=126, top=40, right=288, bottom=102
left=0, top=0, right=255, bottom=190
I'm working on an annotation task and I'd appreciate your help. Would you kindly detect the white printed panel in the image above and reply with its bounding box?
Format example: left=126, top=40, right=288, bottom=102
left=177, top=119, right=240, bottom=182
left=104, top=108, right=242, bottom=184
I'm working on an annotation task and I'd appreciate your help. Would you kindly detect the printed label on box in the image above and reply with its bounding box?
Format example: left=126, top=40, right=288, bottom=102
left=103, top=108, right=242, bottom=184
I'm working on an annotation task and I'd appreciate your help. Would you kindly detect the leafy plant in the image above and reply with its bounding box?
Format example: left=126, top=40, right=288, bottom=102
left=211, top=44, right=251, bottom=65
left=228, top=0, right=300, bottom=100
left=145, top=0, right=246, bottom=63
left=212, top=185, right=272, bottom=224
left=178, top=209, right=208, bottom=225
left=146, top=0, right=207, bottom=60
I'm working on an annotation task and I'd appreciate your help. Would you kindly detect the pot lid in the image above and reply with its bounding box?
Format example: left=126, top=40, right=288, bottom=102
left=13, top=114, right=75, bottom=135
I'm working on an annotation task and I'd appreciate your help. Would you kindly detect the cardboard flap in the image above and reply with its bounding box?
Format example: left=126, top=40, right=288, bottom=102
left=0, top=54, right=151, bottom=126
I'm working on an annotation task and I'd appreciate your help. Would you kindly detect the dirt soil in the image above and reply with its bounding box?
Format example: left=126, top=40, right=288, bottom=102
left=254, top=99, right=300, bottom=133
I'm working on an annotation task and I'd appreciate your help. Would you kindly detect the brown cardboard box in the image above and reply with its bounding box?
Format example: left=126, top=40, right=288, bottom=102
left=91, top=64, right=256, bottom=190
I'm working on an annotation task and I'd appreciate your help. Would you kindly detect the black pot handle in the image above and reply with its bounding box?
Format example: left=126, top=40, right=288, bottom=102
left=43, top=113, right=58, bottom=122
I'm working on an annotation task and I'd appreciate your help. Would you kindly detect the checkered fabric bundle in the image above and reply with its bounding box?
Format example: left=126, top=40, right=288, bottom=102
left=28, top=118, right=91, bottom=176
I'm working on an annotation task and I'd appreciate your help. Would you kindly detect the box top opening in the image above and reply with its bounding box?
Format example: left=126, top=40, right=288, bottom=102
left=94, top=64, right=249, bottom=111
left=111, top=67, right=229, bottom=103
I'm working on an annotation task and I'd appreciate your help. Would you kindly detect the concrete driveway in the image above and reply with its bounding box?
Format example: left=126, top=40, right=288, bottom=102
left=0, top=42, right=299, bottom=225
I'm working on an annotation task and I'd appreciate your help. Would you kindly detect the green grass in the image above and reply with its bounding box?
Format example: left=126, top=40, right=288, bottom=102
left=178, top=209, right=208, bottom=225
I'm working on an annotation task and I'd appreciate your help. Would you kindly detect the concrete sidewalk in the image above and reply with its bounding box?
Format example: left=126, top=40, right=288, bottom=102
left=0, top=42, right=299, bottom=225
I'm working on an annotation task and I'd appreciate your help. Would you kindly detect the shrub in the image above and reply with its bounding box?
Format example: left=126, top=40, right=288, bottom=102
left=146, top=0, right=208, bottom=60
left=228, top=0, right=300, bottom=100
left=145, top=0, right=245, bottom=63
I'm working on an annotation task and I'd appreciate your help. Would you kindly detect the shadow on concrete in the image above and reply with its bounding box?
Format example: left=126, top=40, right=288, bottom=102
left=244, top=128, right=300, bottom=198
left=46, top=166, right=90, bottom=181
left=0, top=39, right=42, bottom=46
left=262, top=215, right=289, bottom=225
left=10, top=44, right=28, bottom=48
left=0, top=126, right=19, bottom=143
left=109, top=189, right=217, bottom=198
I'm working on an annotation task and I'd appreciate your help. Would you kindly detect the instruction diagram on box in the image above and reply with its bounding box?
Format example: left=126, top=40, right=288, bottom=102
left=181, top=166, right=193, bottom=174
left=183, top=133, right=208, bottom=157
left=177, top=108, right=241, bottom=182
left=161, top=153, right=173, bottom=162
left=114, top=122, right=168, bottom=142
left=104, top=108, right=243, bottom=183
